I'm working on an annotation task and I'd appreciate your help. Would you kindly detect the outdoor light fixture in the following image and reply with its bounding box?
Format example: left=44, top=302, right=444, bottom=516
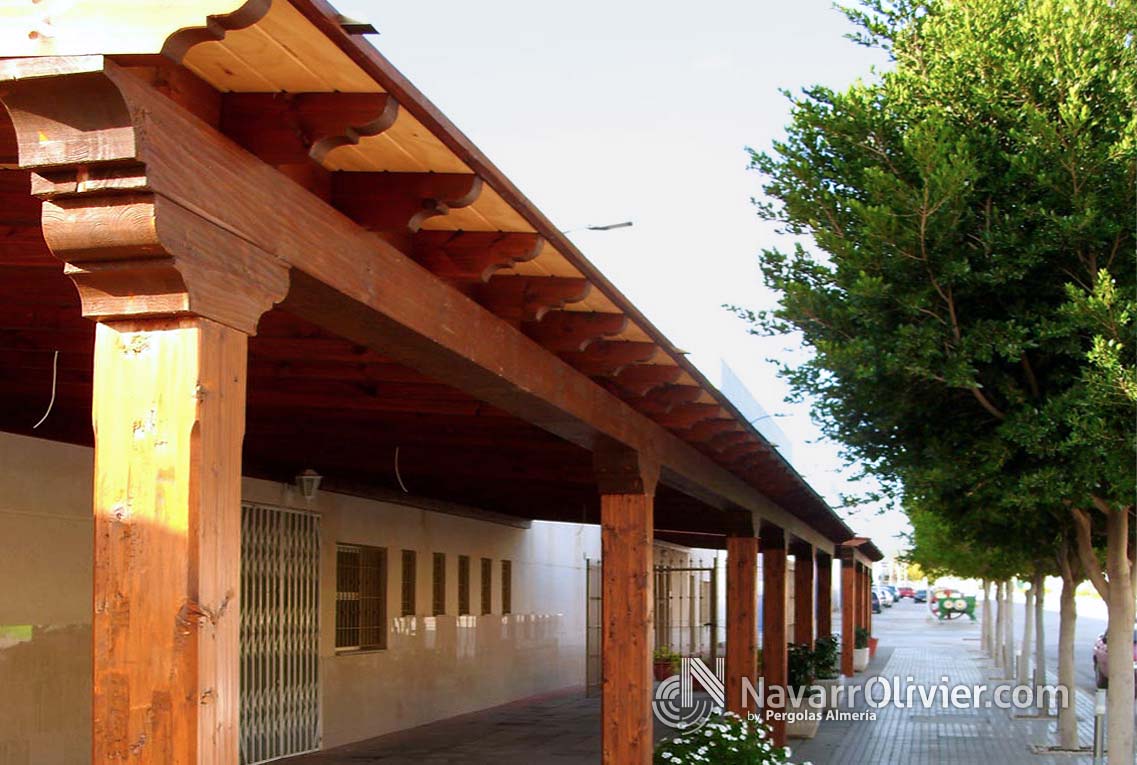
left=295, top=469, right=322, bottom=501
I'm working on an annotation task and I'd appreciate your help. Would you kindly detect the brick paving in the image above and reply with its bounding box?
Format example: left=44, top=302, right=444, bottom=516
left=284, top=600, right=1115, bottom=764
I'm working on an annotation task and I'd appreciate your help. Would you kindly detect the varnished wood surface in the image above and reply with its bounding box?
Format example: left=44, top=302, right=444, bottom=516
left=91, top=317, right=245, bottom=764
left=725, top=536, right=759, bottom=717
left=600, top=492, right=654, bottom=765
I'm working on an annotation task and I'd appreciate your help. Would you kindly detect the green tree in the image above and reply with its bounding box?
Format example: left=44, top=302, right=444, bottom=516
left=737, top=0, right=1135, bottom=755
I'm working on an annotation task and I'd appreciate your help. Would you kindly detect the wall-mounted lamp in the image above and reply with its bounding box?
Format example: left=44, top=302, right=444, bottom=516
left=295, top=469, right=322, bottom=501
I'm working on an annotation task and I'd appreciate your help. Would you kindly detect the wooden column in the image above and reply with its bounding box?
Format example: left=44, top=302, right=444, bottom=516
left=725, top=536, right=759, bottom=716
left=92, top=317, right=248, bottom=763
left=0, top=61, right=288, bottom=764
left=816, top=553, right=833, bottom=640
left=841, top=552, right=856, bottom=677
left=792, top=542, right=814, bottom=648
left=595, top=442, right=658, bottom=765
left=864, top=568, right=873, bottom=634
left=761, top=525, right=787, bottom=747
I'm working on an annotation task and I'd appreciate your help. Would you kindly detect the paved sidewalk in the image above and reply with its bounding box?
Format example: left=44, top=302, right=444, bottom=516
left=794, top=601, right=1102, bottom=765
left=286, top=600, right=1119, bottom=764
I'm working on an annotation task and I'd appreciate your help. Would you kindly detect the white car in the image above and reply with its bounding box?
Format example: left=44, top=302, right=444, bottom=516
left=875, top=586, right=894, bottom=607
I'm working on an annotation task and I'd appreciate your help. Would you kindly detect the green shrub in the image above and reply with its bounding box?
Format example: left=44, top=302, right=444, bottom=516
left=854, top=627, right=870, bottom=649
left=812, top=635, right=840, bottom=679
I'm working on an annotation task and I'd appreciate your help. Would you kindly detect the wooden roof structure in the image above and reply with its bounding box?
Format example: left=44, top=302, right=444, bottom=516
left=0, top=0, right=871, bottom=552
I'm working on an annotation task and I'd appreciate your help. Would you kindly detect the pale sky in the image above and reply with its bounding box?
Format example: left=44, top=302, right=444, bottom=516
left=335, top=0, right=909, bottom=555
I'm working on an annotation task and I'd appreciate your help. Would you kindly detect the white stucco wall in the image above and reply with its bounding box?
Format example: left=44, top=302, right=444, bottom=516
left=0, top=431, right=608, bottom=759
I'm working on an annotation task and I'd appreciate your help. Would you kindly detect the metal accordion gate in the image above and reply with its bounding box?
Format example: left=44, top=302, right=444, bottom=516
left=240, top=503, right=321, bottom=764
left=584, top=558, right=719, bottom=697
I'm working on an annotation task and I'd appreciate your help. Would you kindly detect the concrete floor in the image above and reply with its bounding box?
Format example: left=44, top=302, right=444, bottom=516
left=283, top=599, right=1122, bottom=764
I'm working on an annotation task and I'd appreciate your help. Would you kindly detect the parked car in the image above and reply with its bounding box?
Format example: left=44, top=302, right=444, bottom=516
left=884, top=585, right=899, bottom=603
left=913, top=589, right=928, bottom=603
left=1091, top=627, right=1137, bottom=691
left=871, top=589, right=881, bottom=614
left=875, top=586, right=894, bottom=607
left=898, top=586, right=915, bottom=599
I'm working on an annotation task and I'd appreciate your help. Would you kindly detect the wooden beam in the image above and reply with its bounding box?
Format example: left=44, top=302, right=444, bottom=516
left=761, top=524, right=788, bottom=747
left=841, top=552, right=856, bottom=677
left=0, top=57, right=839, bottom=552
left=725, top=535, right=759, bottom=717
left=522, top=310, right=628, bottom=353
left=412, top=231, right=544, bottom=285
left=793, top=543, right=814, bottom=648
left=816, top=552, right=833, bottom=640
left=595, top=442, right=656, bottom=765
left=91, top=317, right=245, bottom=764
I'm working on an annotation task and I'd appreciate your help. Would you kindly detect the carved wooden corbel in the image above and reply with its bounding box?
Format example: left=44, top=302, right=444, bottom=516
left=0, top=55, right=289, bottom=334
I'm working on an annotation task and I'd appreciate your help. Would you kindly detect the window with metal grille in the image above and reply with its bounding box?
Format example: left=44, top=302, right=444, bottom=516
left=481, top=557, right=493, bottom=615
left=432, top=552, right=446, bottom=615
left=401, top=549, right=416, bottom=617
left=335, top=544, right=386, bottom=651
left=458, top=555, right=470, bottom=615
left=501, top=560, right=512, bottom=615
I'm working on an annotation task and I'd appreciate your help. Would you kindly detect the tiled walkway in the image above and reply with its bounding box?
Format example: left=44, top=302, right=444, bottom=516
left=285, top=601, right=1117, bottom=764
left=793, top=603, right=1103, bottom=765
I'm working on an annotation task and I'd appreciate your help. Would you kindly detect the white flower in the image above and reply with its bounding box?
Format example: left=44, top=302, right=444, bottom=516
left=784, top=746, right=793, bottom=757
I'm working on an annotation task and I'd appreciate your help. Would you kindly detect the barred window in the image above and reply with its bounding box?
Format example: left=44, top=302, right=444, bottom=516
left=432, top=552, right=446, bottom=616
left=458, top=555, right=471, bottom=615
left=401, top=549, right=416, bottom=617
left=501, top=560, right=512, bottom=615
left=336, top=544, right=386, bottom=651
left=481, top=557, right=493, bottom=615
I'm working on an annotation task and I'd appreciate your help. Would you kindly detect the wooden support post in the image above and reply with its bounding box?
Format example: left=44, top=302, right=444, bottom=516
left=816, top=553, right=832, bottom=639
left=92, top=317, right=248, bottom=764
left=761, top=525, right=787, bottom=747
left=792, top=542, right=814, bottom=648
left=725, top=536, right=759, bottom=716
left=595, top=442, right=658, bottom=765
left=865, top=568, right=873, bottom=635
left=841, top=552, right=856, bottom=677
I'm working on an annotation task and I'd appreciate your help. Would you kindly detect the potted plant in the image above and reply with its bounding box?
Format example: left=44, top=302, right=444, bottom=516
left=653, top=645, right=679, bottom=681
left=812, top=634, right=841, bottom=701
left=853, top=627, right=871, bottom=671
left=654, top=711, right=797, bottom=764
left=784, top=642, right=822, bottom=739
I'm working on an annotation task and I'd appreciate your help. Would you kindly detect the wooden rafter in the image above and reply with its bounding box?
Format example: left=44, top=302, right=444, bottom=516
left=411, top=231, right=544, bottom=285
left=560, top=340, right=658, bottom=377
left=472, top=276, right=591, bottom=323
left=332, top=171, right=483, bottom=233
left=522, top=310, right=628, bottom=353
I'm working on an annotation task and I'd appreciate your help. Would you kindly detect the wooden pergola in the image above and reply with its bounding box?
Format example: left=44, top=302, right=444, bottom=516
left=0, top=2, right=881, bottom=762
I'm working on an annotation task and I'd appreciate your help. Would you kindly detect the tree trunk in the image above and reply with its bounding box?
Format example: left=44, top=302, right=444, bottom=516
left=1033, top=571, right=1046, bottom=711
left=981, top=579, right=993, bottom=656
left=1018, top=579, right=1033, bottom=686
left=1102, top=506, right=1134, bottom=765
left=994, top=580, right=1005, bottom=669
left=1005, top=578, right=1016, bottom=678
left=1057, top=568, right=1079, bottom=750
